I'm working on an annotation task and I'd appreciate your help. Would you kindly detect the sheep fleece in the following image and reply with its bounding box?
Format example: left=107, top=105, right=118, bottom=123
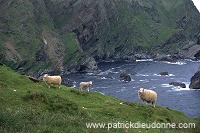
left=43, top=74, right=62, bottom=86
left=138, top=88, right=157, bottom=104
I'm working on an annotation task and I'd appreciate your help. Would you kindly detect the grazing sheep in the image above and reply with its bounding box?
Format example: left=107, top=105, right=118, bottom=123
left=43, top=74, right=62, bottom=89
left=138, top=88, right=157, bottom=107
left=79, top=81, right=92, bottom=92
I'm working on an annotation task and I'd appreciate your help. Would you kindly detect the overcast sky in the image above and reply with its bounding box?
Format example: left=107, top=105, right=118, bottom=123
left=192, top=0, right=200, bottom=12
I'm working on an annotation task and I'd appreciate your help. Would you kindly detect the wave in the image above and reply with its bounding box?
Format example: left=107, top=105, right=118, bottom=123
left=169, top=74, right=175, bottom=76
left=86, top=72, right=94, bottom=75
left=153, top=73, right=175, bottom=77
left=136, top=59, right=153, bottom=62
left=166, top=83, right=200, bottom=91
left=98, top=68, right=119, bottom=75
left=136, top=73, right=175, bottom=77
left=162, top=61, right=186, bottom=65
left=161, top=84, right=173, bottom=88
left=136, top=74, right=150, bottom=77
left=139, top=79, right=149, bottom=83
left=184, top=59, right=200, bottom=63
left=100, top=76, right=115, bottom=80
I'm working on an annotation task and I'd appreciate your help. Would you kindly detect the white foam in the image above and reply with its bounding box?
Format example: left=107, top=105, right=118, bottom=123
left=86, top=73, right=94, bottom=75
left=161, top=84, right=173, bottom=88
left=100, top=77, right=107, bottom=79
left=153, top=73, right=161, bottom=76
left=185, top=59, right=200, bottom=62
left=179, top=87, right=190, bottom=91
left=111, top=71, right=119, bottom=74
left=98, top=69, right=117, bottom=75
left=136, top=59, right=153, bottom=62
left=168, top=74, right=175, bottom=76
left=163, top=61, right=186, bottom=65
left=168, top=83, right=200, bottom=91
left=153, top=73, right=175, bottom=77
left=131, top=79, right=135, bottom=82
left=136, top=74, right=150, bottom=77
left=139, top=79, right=149, bottom=83
left=179, top=83, right=193, bottom=91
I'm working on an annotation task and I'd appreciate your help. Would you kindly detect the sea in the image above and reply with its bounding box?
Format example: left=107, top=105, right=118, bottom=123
left=63, top=59, right=200, bottom=118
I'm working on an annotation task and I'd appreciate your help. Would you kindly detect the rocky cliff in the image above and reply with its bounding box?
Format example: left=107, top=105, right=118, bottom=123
left=0, top=0, right=200, bottom=77
left=189, top=68, right=200, bottom=89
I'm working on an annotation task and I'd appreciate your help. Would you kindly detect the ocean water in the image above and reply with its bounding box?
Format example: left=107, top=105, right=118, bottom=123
left=63, top=59, right=200, bottom=118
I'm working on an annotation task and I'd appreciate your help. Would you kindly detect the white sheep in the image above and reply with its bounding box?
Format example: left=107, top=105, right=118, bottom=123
left=79, top=81, right=92, bottom=92
left=43, top=74, right=62, bottom=89
left=138, top=88, right=157, bottom=107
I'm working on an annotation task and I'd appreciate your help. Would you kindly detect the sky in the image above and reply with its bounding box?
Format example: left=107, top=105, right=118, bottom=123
left=192, top=0, right=200, bottom=12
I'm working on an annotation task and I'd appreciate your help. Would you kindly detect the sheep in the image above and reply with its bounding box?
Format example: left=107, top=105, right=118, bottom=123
left=138, top=88, right=157, bottom=107
left=43, top=74, right=62, bottom=89
left=79, top=81, right=92, bottom=92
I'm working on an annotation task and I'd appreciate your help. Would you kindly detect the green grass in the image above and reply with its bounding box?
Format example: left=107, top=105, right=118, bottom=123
left=161, top=0, right=184, bottom=11
left=63, top=32, right=80, bottom=55
left=0, top=65, right=200, bottom=132
left=62, top=32, right=84, bottom=65
left=1, top=0, right=199, bottom=76
left=0, top=0, right=60, bottom=75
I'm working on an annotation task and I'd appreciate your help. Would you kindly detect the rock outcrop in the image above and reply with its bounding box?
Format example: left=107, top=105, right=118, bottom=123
left=0, top=0, right=200, bottom=77
left=169, top=82, right=186, bottom=88
left=120, top=71, right=131, bottom=82
left=189, top=69, right=200, bottom=89
left=159, top=72, right=169, bottom=76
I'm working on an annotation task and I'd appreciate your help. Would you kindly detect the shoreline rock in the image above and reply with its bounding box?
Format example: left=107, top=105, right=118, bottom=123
left=120, top=71, right=131, bottom=82
left=159, top=72, right=169, bottom=76
left=189, top=69, right=200, bottom=89
left=169, top=82, right=186, bottom=88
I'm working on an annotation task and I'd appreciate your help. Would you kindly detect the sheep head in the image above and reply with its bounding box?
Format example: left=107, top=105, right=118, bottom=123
left=138, top=88, right=144, bottom=94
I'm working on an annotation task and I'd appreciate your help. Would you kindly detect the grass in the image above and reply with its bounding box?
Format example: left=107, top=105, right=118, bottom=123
left=63, top=32, right=80, bottom=55
left=0, top=64, right=200, bottom=132
left=102, top=0, right=182, bottom=54
left=0, top=0, right=62, bottom=75
left=1, top=0, right=199, bottom=77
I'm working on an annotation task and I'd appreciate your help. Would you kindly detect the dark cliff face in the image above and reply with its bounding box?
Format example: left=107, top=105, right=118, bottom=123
left=189, top=69, right=200, bottom=89
left=0, top=0, right=200, bottom=76
left=45, top=0, right=200, bottom=60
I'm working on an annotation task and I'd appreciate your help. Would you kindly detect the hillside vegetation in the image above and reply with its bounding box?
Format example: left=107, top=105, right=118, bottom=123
left=0, top=65, right=199, bottom=132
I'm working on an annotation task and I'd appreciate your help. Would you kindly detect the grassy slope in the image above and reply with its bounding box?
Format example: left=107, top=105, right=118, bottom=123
left=1, top=0, right=199, bottom=75
left=100, top=0, right=199, bottom=56
left=0, top=65, right=199, bottom=132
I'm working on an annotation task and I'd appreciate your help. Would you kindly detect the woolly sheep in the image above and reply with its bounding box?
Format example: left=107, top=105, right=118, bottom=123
left=138, top=88, right=157, bottom=107
left=43, top=74, right=62, bottom=89
left=79, top=81, right=92, bottom=92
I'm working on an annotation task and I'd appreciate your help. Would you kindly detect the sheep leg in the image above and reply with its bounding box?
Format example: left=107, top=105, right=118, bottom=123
left=152, top=102, right=156, bottom=107
left=87, top=87, right=89, bottom=92
left=80, top=87, right=82, bottom=91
